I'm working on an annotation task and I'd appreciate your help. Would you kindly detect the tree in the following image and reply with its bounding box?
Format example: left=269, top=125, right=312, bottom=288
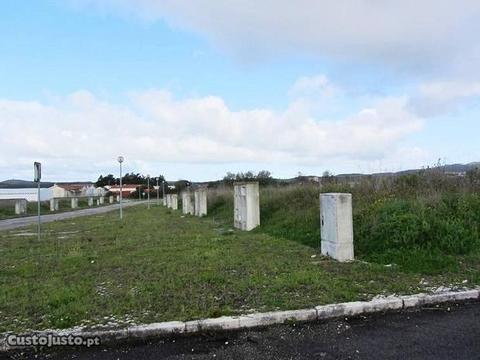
left=95, top=174, right=116, bottom=187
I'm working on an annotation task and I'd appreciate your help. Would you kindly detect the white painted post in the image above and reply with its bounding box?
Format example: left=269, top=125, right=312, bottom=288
left=71, top=198, right=78, bottom=209
left=233, top=182, right=260, bottom=231
left=50, top=198, right=59, bottom=212
left=116, top=195, right=120, bottom=202
left=166, top=194, right=172, bottom=208
left=182, top=192, right=194, bottom=215
left=109, top=195, right=114, bottom=204
left=15, top=199, right=27, bottom=215
left=194, top=189, right=207, bottom=217
left=171, top=194, right=178, bottom=210
left=320, top=193, right=354, bottom=262
left=88, top=197, right=93, bottom=207
left=99, top=196, right=104, bottom=205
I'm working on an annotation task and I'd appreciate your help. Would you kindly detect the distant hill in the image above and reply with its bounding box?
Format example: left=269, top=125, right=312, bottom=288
left=337, top=162, right=480, bottom=179
left=0, top=179, right=54, bottom=189
left=4, top=162, right=480, bottom=189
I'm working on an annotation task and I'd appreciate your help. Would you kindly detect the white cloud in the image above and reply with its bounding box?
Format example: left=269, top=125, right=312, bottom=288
left=289, top=74, right=338, bottom=98
left=409, top=80, right=480, bottom=116
left=72, top=0, right=480, bottom=71
left=0, top=87, right=423, bottom=180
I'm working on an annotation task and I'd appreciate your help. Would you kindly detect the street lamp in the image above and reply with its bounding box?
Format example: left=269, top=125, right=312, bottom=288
left=117, top=156, right=124, bottom=219
left=156, top=177, right=160, bottom=206
left=162, top=180, right=165, bottom=205
left=147, top=174, right=151, bottom=209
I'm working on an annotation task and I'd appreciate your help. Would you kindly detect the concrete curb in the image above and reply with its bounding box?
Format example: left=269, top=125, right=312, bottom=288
left=1, top=289, right=479, bottom=351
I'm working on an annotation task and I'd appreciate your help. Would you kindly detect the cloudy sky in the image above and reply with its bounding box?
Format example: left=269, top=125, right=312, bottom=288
left=1, top=1, right=480, bottom=182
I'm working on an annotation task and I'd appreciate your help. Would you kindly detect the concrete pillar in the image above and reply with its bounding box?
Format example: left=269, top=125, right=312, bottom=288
left=50, top=198, right=59, bottom=212
left=15, top=199, right=27, bottom=215
left=171, top=194, right=178, bottom=210
left=182, top=192, right=194, bottom=215
left=88, top=197, right=93, bottom=207
left=116, top=195, right=120, bottom=202
left=96, top=199, right=100, bottom=206
left=99, top=196, right=104, bottom=205
left=194, top=189, right=207, bottom=217
left=109, top=196, right=114, bottom=204
left=162, top=197, right=167, bottom=206
left=71, top=198, right=78, bottom=209
left=320, top=193, right=354, bottom=262
left=166, top=194, right=172, bottom=208
left=233, top=182, right=260, bottom=231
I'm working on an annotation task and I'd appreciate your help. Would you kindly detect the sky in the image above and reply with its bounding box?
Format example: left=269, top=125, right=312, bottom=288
left=1, top=1, right=480, bottom=182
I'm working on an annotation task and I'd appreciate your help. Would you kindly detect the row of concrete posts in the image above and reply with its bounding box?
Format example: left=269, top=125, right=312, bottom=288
left=164, top=188, right=208, bottom=217
left=230, top=183, right=354, bottom=262
left=49, top=195, right=118, bottom=212
left=3, top=195, right=120, bottom=215
left=165, top=181, right=354, bottom=263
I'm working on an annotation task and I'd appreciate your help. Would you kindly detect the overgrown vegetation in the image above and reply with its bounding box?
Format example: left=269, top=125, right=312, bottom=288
left=208, top=169, right=480, bottom=274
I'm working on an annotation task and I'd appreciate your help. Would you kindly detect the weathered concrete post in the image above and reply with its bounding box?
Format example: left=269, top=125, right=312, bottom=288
left=96, top=198, right=100, bottom=206
left=116, top=195, right=120, bottom=202
left=182, top=192, right=194, bottom=215
left=194, top=188, right=207, bottom=217
left=71, top=198, right=78, bottom=209
left=99, top=196, right=104, bottom=205
left=162, top=196, right=167, bottom=206
left=320, top=193, right=354, bottom=262
left=171, top=194, right=178, bottom=210
left=109, top=195, right=114, bottom=204
left=166, top=194, right=172, bottom=208
left=50, top=198, right=59, bottom=212
left=15, top=199, right=27, bottom=215
left=233, top=182, right=260, bottom=231
left=88, top=197, right=94, bottom=207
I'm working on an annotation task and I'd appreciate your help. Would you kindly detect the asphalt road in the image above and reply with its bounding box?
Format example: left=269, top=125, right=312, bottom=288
left=0, top=201, right=148, bottom=231
left=5, top=301, right=480, bottom=360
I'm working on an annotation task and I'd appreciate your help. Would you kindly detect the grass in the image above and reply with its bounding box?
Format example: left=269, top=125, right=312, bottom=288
left=1, top=201, right=479, bottom=333
left=0, top=198, right=114, bottom=220
left=208, top=182, right=480, bottom=274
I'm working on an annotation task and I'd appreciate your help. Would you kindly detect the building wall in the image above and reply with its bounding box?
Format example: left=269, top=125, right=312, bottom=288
left=51, top=185, right=70, bottom=198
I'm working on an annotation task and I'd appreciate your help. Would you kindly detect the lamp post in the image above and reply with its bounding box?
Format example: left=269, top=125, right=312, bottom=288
left=147, top=174, right=151, bottom=209
left=162, top=180, right=165, bottom=204
left=156, top=177, right=160, bottom=206
left=117, top=156, right=124, bottom=219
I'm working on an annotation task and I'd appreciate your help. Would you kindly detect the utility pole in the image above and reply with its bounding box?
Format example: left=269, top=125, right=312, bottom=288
left=147, top=174, right=151, bottom=209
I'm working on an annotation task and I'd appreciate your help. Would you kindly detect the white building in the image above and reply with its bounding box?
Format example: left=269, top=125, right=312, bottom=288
left=49, top=183, right=95, bottom=198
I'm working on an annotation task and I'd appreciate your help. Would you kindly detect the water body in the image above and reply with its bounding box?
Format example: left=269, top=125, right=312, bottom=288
left=0, top=188, right=52, bottom=201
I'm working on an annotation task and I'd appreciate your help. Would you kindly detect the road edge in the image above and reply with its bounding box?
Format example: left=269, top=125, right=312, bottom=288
left=1, top=288, right=479, bottom=351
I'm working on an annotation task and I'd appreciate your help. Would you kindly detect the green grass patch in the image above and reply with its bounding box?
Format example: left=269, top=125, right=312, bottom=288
left=209, top=185, right=480, bottom=274
left=1, top=202, right=478, bottom=333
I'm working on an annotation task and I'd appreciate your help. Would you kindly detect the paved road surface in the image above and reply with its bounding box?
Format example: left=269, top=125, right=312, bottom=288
left=5, top=301, right=479, bottom=359
left=0, top=201, right=148, bottom=231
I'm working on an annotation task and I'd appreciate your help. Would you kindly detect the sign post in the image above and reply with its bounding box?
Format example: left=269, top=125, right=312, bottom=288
left=34, top=162, right=41, bottom=241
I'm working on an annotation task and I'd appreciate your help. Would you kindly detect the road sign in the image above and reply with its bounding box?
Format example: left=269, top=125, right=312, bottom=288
left=34, top=162, right=41, bottom=182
